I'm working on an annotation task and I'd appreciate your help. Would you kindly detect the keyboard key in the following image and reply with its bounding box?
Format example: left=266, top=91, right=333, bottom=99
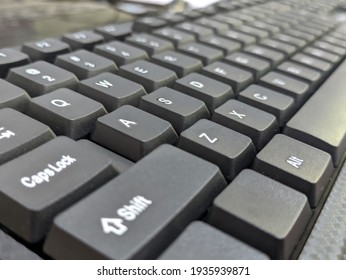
left=55, top=50, right=118, bottom=80
left=194, top=18, right=229, bottom=33
left=0, top=48, right=30, bottom=78
left=140, top=87, right=209, bottom=133
left=178, top=42, right=223, bottom=66
left=259, top=38, right=297, bottom=57
left=303, top=47, right=341, bottom=64
left=159, top=221, right=268, bottom=260
left=0, top=79, right=30, bottom=112
left=322, top=35, right=346, bottom=48
left=62, top=30, right=104, bottom=51
left=285, top=29, right=315, bottom=42
left=95, top=22, right=133, bottom=41
left=159, top=13, right=185, bottom=25
left=78, top=72, right=146, bottom=112
left=272, top=33, right=306, bottom=49
left=209, top=169, right=311, bottom=259
left=250, top=21, right=280, bottom=34
left=178, top=119, right=256, bottom=180
left=174, top=73, right=234, bottom=112
left=235, top=25, right=270, bottom=39
left=0, top=136, right=117, bottom=242
left=199, top=35, right=241, bottom=55
left=253, top=134, right=334, bottom=207
left=133, top=17, right=167, bottom=32
left=238, top=85, right=295, bottom=127
left=22, top=38, right=70, bottom=63
left=153, top=27, right=195, bottom=47
left=94, top=41, right=149, bottom=66
left=151, top=51, right=203, bottom=78
left=91, top=105, right=178, bottom=161
left=176, top=22, right=213, bottom=39
left=211, top=15, right=243, bottom=27
left=202, top=62, right=254, bottom=93
left=27, top=89, right=106, bottom=140
left=44, top=145, right=226, bottom=259
left=291, top=53, right=332, bottom=75
left=244, top=45, right=284, bottom=67
left=212, top=99, right=278, bottom=150
left=7, top=61, right=78, bottom=97
left=0, top=108, right=54, bottom=165
left=119, top=60, right=177, bottom=92
left=220, top=30, right=256, bottom=46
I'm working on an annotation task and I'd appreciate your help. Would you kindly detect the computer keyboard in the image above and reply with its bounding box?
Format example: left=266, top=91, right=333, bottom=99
left=0, top=0, right=346, bottom=260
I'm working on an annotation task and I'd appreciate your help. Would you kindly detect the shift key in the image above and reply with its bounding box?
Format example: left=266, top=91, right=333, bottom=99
left=44, top=145, right=226, bottom=259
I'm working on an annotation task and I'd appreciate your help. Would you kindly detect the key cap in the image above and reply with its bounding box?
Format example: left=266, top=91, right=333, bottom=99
left=153, top=27, right=195, bottom=48
left=284, top=58, right=346, bottom=166
left=0, top=108, right=55, bottom=165
left=94, top=41, right=149, bottom=66
left=253, top=134, right=334, bottom=207
left=291, top=53, right=332, bottom=76
left=250, top=21, right=280, bottom=34
left=0, top=48, right=30, bottom=78
left=174, top=73, right=234, bottom=112
left=259, top=39, right=297, bottom=57
left=211, top=15, right=243, bottom=27
left=119, top=60, right=177, bottom=92
left=238, top=85, right=295, bottom=127
left=44, top=144, right=226, bottom=259
left=322, top=35, right=346, bottom=48
left=159, top=221, right=268, bottom=260
left=177, top=10, right=202, bottom=20
left=295, top=25, right=324, bottom=37
left=55, top=50, right=118, bottom=80
left=272, top=34, right=306, bottom=49
left=151, top=51, right=202, bottom=78
left=133, top=17, right=167, bottom=32
left=62, top=30, right=104, bottom=51
left=27, top=89, right=106, bottom=140
left=212, top=100, right=278, bottom=150
left=91, top=105, right=178, bottom=161
left=7, top=61, right=78, bottom=97
left=201, top=62, right=254, bottom=93
left=0, top=229, right=41, bottom=260
left=178, top=119, right=255, bottom=180
left=199, top=35, right=241, bottom=55
left=0, top=79, right=30, bottom=112
left=235, top=25, right=270, bottom=39
left=78, top=72, right=146, bottom=112
left=95, top=22, right=133, bottom=41
left=224, top=52, right=270, bottom=80
left=176, top=22, right=214, bottom=39
left=22, top=38, right=70, bottom=63
left=228, top=12, right=255, bottom=23
left=126, top=33, right=174, bottom=56
left=195, top=18, right=229, bottom=33
left=140, top=87, right=209, bottom=133
left=284, top=29, right=315, bottom=42
left=159, top=13, right=185, bottom=25
left=178, top=42, right=223, bottom=66
left=198, top=6, right=218, bottom=16
left=259, top=71, right=310, bottom=105
left=208, top=169, right=311, bottom=259
left=303, top=47, right=341, bottom=64
left=220, top=30, right=256, bottom=46
left=244, top=45, right=284, bottom=67
left=0, top=136, right=117, bottom=242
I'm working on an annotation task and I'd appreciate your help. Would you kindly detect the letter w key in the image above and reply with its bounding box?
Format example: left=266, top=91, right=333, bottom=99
left=95, top=79, right=113, bottom=88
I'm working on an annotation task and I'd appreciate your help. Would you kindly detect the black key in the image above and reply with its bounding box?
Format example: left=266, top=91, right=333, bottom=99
left=244, top=45, right=284, bottom=67
left=78, top=72, right=146, bottom=112
left=224, top=52, right=270, bottom=80
left=44, top=144, right=226, bottom=259
left=201, top=62, right=254, bottom=93
left=125, top=34, right=174, bottom=55
left=133, top=17, right=167, bottom=32
left=0, top=108, right=54, bottom=165
left=153, top=27, right=195, bottom=47
left=159, top=13, right=185, bottom=25
left=259, top=39, right=297, bottom=57
left=291, top=53, right=332, bottom=75
left=253, top=134, right=334, bottom=207
left=212, top=99, right=278, bottom=150
left=199, top=35, right=241, bottom=55
left=139, top=87, right=209, bottom=133
left=91, top=105, right=178, bottom=161
left=209, top=169, right=311, bottom=259
left=284, top=58, right=346, bottom=166
left=238, top=85, right=295, bottom=127
left=0, top=48, right=30, bottom=78
left=272, top=33, right=306, bottom=49
left=55, top=50, right=118, bottom=80
left=178, top=42, right=223, bottom=66
left=178, top=119, right=255, bottom=180
left=0, top=136, right=117, bottom=242
left=22, top=38, right=70, bottom=63
left=95, top=22, right=133, bottom=41
left=211, top=15, right=243, bottom=27
left=7, top=61, right=78, bottom=97
left=27, top=89, right=106, bottom=140
left=0, top=79, right=30, bottom=112
left=174, top=73, right=234, bottom=112
left=62, top=30, right=104, bottom=51
left=175, top=22, right=213, bottom=39
left=194, top=18, right=229, bottom=33
left=314, top=41, right=346, bottom=56
left=94, top=41, right=149, bottom=66
left=303, top=47, right=341, bottom=64
left=277, top=61, right=322, bottom=89
left=119, top=60, right=177, bottom=92
left=159, top=221, right=268, bottom=260
left=220, top=30, right=256, bottom=46
left=235, top=25, right=269, bottom=39
left=0, top=229, right=41, bottom=260
left=151, top=51, right=202, bottom=78
left=260, top=71, right=310, bottom=105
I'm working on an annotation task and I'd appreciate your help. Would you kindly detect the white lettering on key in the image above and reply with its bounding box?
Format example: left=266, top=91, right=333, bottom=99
left=229, top=110, right=246, bottom=119
left=0, top=52, right=7, bottom=58
left=253, top=93, right=268, bottom=101
left=70, top=56, right=81, bottom=62
left=73, top=32, right=87, bottom=40
left=286, top=156, right=304, bottom=169
left=42, top=75, right=55, bottom=82
left=157, top=97, right=172, bottom=105
left=199, top=133, right=218, bottom=144
left=287, top=66, right=301, bottom=75
left=51, top=99, right=71, bottom=107
left=84, top=62, right=95, bottom=68
left=20, top=155, right=77, bottom=188
left=119, top=119, right=137, bottom=128
left=214, top=67, right=227, bottom=75
left=163, top=55, right=177, bottom=62
left=121, top=51, right=130, bottom=57
left=25, top=68, right=41, bottom=75
left=235, top=56, right=249, bottom=64
left=0, top=127, right=15, bottom=140
left=134, top=67, right=148, bottom=74
left=36, top=41, right=51, bottom=48
left=106, top=45, right=116, bottom=52
left=101, top=218, right=128, bottom=236
left=272, top=78, right=286, bottom=86
left=95, top=80, right=113, bottom=88
left=189, top=81, right=204, bottom=88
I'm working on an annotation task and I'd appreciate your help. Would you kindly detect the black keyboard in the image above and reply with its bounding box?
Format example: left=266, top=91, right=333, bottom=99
left=1, top=0, right=346, bottom=260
